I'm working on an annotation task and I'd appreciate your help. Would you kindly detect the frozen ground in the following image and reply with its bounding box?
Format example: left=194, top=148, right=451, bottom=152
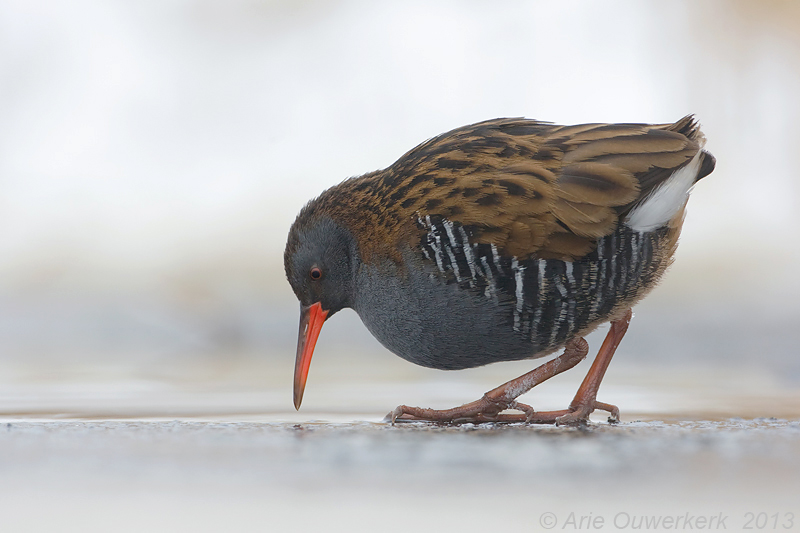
left=1, top=418, right=799, bottom=532
left=1, top=369, right=799, bottom=533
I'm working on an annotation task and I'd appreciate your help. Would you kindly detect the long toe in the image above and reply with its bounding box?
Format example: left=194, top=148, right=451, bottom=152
left=555, top=400, right=620, bottom=426
left=385, top=397, right=535, bottom=425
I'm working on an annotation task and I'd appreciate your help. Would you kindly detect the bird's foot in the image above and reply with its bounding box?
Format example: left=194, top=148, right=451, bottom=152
left=386, top=394, right=539, bottom=425
left=552, top=400, right=620, bottom=426
left=386, top=398, right=619, bottom=426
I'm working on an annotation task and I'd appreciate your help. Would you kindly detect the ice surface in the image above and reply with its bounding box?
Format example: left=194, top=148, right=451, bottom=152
left=1, top=417, right=798, bottom=533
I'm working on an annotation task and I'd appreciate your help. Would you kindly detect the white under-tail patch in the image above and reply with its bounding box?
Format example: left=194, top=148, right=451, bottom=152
left=625, top=150, right=704, bottom=232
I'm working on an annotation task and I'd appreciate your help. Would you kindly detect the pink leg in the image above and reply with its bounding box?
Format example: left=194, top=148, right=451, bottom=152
left=554, top=308, right=631, bottom=425
left=388, top=308, right=632, bottom=426
left=388, top=337, right=589, bottom=424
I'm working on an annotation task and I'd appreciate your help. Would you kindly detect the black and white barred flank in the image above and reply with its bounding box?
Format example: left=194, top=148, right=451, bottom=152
left=417, top=214, right=666, bottom=352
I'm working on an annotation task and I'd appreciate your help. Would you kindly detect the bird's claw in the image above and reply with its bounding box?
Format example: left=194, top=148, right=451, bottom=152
left=387, top=405, right=406, bottom=425
left=507, top=400, right=536, bottom=423
left=554, top=399, right=620, bottom=426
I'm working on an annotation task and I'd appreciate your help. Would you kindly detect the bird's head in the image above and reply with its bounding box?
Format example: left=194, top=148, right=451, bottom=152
left=284, top=213, right=359, bottom=410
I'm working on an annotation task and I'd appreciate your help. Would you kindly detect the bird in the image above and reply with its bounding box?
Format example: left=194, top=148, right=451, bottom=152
left=284, top=115, right=715, bottom=425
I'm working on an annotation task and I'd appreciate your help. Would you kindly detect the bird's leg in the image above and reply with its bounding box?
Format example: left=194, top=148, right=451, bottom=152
left=388, top=308, right=633, bottom=426
left=551, top=308, right=632, bottom=426
left=470, top=308, right=631, bottom=426
left=388, top=337, right=589, bottom=424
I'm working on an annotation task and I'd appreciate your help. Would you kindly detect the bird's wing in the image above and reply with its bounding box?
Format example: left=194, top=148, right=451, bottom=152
left=384, top=116, right=711, bottom=261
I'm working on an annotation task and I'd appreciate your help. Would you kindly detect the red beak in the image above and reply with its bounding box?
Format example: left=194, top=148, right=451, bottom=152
left=293, top=302, right=329, bottom=410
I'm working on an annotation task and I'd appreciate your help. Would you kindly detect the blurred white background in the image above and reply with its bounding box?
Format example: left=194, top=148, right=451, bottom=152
left=1, top=0, right=799, bottom=416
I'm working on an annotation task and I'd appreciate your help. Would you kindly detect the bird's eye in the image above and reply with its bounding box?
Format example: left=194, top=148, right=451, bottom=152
left=309, top=266, right=323, bottom=281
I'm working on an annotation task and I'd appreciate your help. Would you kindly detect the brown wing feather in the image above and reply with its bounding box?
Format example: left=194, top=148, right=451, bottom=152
left=304, top=116, right=707, bottom=264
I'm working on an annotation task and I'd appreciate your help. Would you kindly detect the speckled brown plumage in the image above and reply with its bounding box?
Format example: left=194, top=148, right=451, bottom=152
left=287, top=115, right=713, bottom=267
left=284, top=115, right=715, bottom=425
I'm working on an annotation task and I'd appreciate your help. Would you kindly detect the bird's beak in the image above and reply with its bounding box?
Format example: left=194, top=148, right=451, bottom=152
left=293, top=301, right=329, bottom=410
